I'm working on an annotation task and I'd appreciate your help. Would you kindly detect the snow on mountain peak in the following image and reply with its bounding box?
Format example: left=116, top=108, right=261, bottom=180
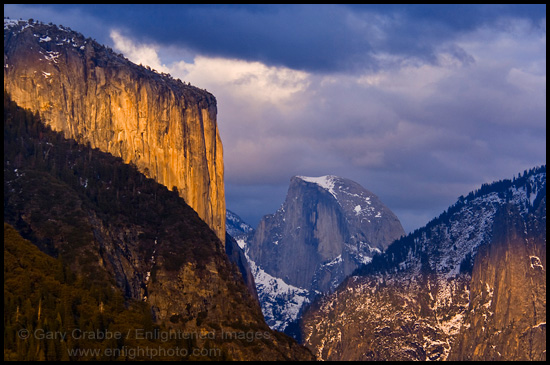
left=294, top=175, right=401, bottom=225
left=296, top=175, right=338, bottom=198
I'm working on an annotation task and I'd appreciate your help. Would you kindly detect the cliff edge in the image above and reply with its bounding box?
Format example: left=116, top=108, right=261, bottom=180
left=4, top=18, right=225, bottom=242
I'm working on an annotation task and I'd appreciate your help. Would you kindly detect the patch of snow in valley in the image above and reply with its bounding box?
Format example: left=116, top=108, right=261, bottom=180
left=248, top=256, right=310, bottom=331
left=236, top=239, right=247, bottom=250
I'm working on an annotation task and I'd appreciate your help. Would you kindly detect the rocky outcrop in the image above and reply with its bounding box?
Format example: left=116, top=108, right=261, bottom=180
left=301, top=167, right=546, bottom=361
left=4, top=19, right=225, bottom=242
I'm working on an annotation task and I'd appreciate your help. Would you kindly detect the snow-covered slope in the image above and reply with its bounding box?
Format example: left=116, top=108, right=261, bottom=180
left=226, top=209, right=254, bottom=240
left=302, top=166, right=546, bottom=361
left=226, top=209, right=311, bottom=331
left=248, top=258, right=311, bottom=331
left=226, top=209, right=310, bottom=331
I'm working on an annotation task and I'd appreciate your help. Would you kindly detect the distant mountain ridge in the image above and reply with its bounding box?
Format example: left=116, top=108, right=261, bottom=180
left=301, top=166, right=546, bottom=361
left=226, top=209, right=254, bottom=241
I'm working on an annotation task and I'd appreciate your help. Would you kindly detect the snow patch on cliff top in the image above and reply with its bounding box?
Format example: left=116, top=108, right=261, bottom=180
left=297, top=175, right=338, bottom=198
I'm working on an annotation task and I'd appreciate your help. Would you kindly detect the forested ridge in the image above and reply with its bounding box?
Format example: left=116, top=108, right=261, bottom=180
left=3, top=92, right=314, bottom=361
left=3, top=223, right=186, bottom=361
left=4, top=91, right=218, bottom=274
left=3, top=92, right=225, bottom=360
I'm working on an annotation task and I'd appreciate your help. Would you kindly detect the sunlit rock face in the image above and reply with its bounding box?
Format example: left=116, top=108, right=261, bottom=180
left=449, top=203, right=546, bottom=361
left=4, top=19, right=225, bottom=242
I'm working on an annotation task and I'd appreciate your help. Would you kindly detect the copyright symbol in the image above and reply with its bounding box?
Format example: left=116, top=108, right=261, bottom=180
left=18, top=329, right=29, bottom=339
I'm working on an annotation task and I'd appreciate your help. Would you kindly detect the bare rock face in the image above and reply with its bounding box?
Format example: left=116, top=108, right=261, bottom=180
left=449, top=203, right=546, bottom=361
left=243, top=175, right=404, bottom=333
left=4, top=19, right=225, bottom=242
left=248, top=175, right=405, bottom=294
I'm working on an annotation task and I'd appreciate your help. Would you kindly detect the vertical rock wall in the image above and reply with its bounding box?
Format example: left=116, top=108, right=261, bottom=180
left=449, top=203, right=546, bottom=360
left=4, top=21, right=225, bottom=242
left=248, top=175, right=405, bottom=293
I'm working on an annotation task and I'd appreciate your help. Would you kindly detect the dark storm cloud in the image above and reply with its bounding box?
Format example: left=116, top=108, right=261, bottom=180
left=12, top=4, right=372, bottom=72
left=4, top=4, right=546, bottom=233
left=6, top=4, right=546, bottom=73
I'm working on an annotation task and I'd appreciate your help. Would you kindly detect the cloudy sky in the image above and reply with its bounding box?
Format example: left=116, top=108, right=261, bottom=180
left=5, top=4, right=546, bottom=232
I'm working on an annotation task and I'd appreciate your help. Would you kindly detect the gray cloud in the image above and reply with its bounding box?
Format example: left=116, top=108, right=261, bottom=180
left=221, top=17, right=546, bottom=231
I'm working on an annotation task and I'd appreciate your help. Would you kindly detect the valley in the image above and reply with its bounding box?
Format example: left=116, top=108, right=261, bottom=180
left=4, top=14, right=546, bottom=362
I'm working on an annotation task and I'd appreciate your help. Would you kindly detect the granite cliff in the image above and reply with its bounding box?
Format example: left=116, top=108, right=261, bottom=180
left=449, top=202, right=546, bottom=360
left=301, top=167, right=546, bottom=361
left=243, top=175, right=404, bottom=332
left=4, top=18, right=225, bottom=242
left=4, top=91, right=314, bottom=360
left=248, top=175, right=405, bottom=293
